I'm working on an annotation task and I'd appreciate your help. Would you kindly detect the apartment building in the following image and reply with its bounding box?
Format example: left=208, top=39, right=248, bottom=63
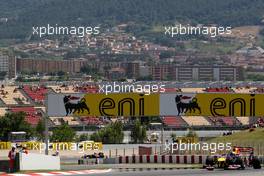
left=17, top=58, right=88, bottom=74
left=0, top=54, right=8, bottom=73
left=150, top=65, right=244, bottom=81
left=0, top=54, right=16, bottom=79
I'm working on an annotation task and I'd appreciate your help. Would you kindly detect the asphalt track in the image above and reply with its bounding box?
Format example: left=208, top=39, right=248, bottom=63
left=68, top=168, right=264, bottom=176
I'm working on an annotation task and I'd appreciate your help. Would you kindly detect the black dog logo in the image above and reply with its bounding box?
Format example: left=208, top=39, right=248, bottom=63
left=175, top=95, right=201, bottom=115
left=63, top=95, right=90, bottom=116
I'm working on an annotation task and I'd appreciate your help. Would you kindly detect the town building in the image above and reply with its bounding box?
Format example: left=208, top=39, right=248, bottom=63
left=0, top=54, right=16, bottom=79
left=17, top=58, right=88, bottom=74
left=150, top=65, right=244, bottom=81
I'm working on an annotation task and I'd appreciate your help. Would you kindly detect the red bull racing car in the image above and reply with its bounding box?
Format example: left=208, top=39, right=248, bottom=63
left=205, top=146, right=262, bottom=170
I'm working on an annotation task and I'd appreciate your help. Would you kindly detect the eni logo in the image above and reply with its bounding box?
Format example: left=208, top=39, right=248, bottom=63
left=98, top=94, right=145, bottom=116
left=210, top=94, right=255, bottom=116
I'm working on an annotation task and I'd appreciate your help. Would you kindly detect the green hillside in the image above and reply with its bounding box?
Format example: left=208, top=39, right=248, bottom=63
left=209, top=128, right=264, bottom=144
left=0, top=0, right=264, bottom=39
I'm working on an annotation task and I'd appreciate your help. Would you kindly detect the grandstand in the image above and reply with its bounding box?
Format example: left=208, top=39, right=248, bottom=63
left=50, top=117, right=62, bottom=126
left=162, top=116, right=188, bottom=128
left=236, top=116, right=250, bottom=125
left=47, top=84, right=264, bottom=94
left=49, top=85, right=76, bottom=93
left=203, top=87, right=233, bottom=93
left=208, top=116, right=241, bottom=126
left=0, top=108, right=7, bottom=116
left=22, top=85, right=48, bottom=104
left=182, top=116, right=211, bottom=126
left=251, top=87, right=264, bottom=93
left=163, top=88, right=182, bottom=93
left=256, top=118, right=264, bottom=127
left=233, top=87, right=255, bottom=93
left=10, top=107, right=42, bottom=126
left=49, top=116, right=111, bottom=127
left=181, top=88, right=205, bottom=93
left=80, top=117, right=103, bottom=126
left=50, top=116, right=81, bottom=126
left=73, top=85, right=98, bottom=93
left=49, top=84, right=98, bottom=94
left=0, top=86, right=29, bottom=105
left=0, top=84, right=262, bottom=130
left=63, top=116, right=81, bottom=126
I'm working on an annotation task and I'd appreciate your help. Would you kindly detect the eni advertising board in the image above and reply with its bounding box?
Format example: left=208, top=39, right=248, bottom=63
left=47, top=93, right=159, bottom=117
left=48, top=93, right=263, bottom=117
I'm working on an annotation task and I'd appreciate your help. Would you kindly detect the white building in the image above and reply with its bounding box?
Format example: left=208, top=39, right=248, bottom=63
left=0, top=55, right=9, bottom=72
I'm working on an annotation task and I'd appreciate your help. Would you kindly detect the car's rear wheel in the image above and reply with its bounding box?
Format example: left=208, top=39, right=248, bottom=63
left=252, top=158, right=261, bottom=169
left=206, top=156, right=214, bottom=166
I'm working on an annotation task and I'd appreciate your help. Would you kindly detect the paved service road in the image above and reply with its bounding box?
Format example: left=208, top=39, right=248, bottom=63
left=76, top=168, right=264, bottom=176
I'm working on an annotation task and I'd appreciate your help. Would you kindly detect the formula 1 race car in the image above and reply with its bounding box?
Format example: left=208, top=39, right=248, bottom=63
left=205, top=154, right=245, bottom=170
left=205, top=146, right=262, bottom=170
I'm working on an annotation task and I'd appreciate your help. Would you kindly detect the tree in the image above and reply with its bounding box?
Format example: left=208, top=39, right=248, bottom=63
left=159, top=51, right=175, bottom=59
left=35, top=119, right=45, bottom=141
left=247, top=74, right=264, bottom=81
left=0, top=112, right=33, bottom=141
left=50, top=123, right=76, bottom=142
left=170, top=133, right=177, bottom=142
left=136, top=76, right=153, bottom=81
left=186, top=128, right=198, bottom=138
left=0, top=71, right=6, bottom=80
left=80, top=65, right=99, bottom=76
left=57, top=71, right=65, bottom=76
left=1, top=0, right=264, bottom=39
left=90, top=121, right=124, bottom=144
left=76, top=133, right=89, bottom=142
left=130, top=119, right=147, bottom=144
left=260, top=28, right=264, bottom=36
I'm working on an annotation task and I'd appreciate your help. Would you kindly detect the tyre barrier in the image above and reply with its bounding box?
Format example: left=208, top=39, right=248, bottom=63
left=0, top=160, right=9, bottom=172
left=258, top=156, right=264, bottom=164
left=79, top=155, right=264, bottom=165
left=78, top=158, right=104, bottom=165
left=103, top=155, right=207, bottom=164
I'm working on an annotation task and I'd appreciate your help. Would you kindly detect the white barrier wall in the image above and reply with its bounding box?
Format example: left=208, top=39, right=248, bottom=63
left=19, top=153, right=60, bottom=170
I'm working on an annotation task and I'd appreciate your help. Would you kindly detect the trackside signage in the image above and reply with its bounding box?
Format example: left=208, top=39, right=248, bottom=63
left=47, top=93, right=159, bottom=117
left=47, top=93, right=263, bottom=117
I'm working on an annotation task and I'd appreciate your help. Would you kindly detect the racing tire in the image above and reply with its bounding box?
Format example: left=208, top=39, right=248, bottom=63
left=252, top=158, right=262, bottom=169
left=205, top=157, right=214, bottom=166
left=236, top=158, right=245, bottom=170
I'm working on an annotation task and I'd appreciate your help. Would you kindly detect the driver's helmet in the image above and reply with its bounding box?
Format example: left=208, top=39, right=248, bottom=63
left=230, top=151, right=235, bottom=157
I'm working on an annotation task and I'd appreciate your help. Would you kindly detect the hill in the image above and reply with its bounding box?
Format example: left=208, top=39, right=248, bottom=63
left=0, top=0, right=264, bottom=39
left=208, top=128, right=264, bottom=145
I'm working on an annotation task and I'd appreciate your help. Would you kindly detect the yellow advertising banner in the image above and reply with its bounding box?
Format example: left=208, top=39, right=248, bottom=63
left=176, top=137, right=198, bottom=144
left=0, top=142, right=103, bottom=151
left=48, top=93, right=160, bottom=117
left=73, top=93, right=160, bottom=117
left=185, top=93, right=259, bottom=116
left=48, top=92, right=264, bottom=117
left=160, top=93, right=261, bottom=116
left=0, top=142, right=11, bottom=150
